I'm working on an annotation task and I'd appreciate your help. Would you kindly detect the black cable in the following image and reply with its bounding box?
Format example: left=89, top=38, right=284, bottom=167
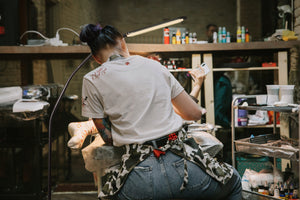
left=47, top=33, right=126, bottom=200
left=47, top=53, right=92, bottom=200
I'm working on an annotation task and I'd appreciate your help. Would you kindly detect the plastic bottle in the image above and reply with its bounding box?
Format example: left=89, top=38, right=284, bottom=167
left=263, top=181, right=269, bottom=195
left=245, top=28, right=250, bottom=42
left=0, top=15, right=5, bottom=35
left=237, top=98, right=248, bottom=126
left=289, top=183, right=294, bottom=199
left=181, top=32, right=186, bottom=44
left=213, top=32, right=217, bottom=43
left=258, top=184, right=264, bottom=194
left=236, top=26, right=241, bottom=43
left=192, top=32, right=197, bottom=43
left=185, top=31, right=189, bottom=44
left=293, top=188, right=299, bottom=199
left=241, top=26, right=245, bottom=43
left=172, top=31, right=176, bottom=44
left=222, top=27, right=226, bottom=43
left=189, top=32, right=193, bottom=43
left=163, top=27, right=170, bottom=44
left=274, top=184, right=280, bottom=198
left=218, top=27, right=222, bottom=43
left=176, top=29, right=181, bottom=44
left=226, top=32, right=231, bottom=43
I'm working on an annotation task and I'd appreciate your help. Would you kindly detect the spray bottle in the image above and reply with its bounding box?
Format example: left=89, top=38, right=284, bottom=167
left=192, top=32, right=197, bottom=43
left=176, top=29, right=181, bottom=44
left=218, top=27, right=222, bottom=43
left=189, top=32, right=193, bottom=43
left=241, top=26, right=245, bottom=43
left=222, top=27, right=226, bottom=43
left=163, top=27, right=170, bottom=44
left=181, top=32, right=186, bottom=44
left=226, top=32, right=231, bottom=43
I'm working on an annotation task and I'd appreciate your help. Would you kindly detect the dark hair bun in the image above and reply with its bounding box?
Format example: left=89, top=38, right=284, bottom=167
left=80, top=24, right=101, bottom=44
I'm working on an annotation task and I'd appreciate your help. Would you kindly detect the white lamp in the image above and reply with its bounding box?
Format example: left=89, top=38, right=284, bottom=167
left=124, top=16, right=186, bottom=38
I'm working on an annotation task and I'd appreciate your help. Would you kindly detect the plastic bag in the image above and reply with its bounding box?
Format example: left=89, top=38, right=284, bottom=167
left=187, top=123, right=223, bottom=157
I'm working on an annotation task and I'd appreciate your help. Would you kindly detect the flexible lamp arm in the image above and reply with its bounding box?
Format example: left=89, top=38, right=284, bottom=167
left=47, top=16, right=186, bottom=200
left=47, top=53, right=91, bottom=200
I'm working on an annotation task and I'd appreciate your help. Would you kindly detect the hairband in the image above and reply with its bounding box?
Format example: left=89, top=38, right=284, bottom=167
left=93, top=24, right=102, bottom=32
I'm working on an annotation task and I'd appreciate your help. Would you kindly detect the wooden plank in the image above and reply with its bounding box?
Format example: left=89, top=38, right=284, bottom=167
left=278, top=51, right=290, bottom=172
left=213, top=67, right=278, bottom=71
left=278, top=51, right=288, bottom=85
left=1, top=41, right=300, bottom=54
left=203, top=53, right=215, bottom=125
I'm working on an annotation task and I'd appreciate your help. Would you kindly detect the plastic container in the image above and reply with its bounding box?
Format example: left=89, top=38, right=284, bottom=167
left=266, top=85, right=280, bottom=106
left=256, top=94, right=267, bottom=105
left=236, top=98, right=248, bottom=126
left=280, top=85, right=294, bottom=104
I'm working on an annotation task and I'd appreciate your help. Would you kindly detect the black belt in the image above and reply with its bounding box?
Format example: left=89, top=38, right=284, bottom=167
left=144, top=132, right=178, bottom=148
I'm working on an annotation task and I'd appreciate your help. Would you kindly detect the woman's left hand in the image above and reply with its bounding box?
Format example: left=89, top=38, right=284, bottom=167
left=189, top=66, right=206, bottom=86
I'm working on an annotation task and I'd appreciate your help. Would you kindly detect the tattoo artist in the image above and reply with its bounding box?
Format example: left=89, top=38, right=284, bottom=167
left=80, top=24, right=242, bottom=200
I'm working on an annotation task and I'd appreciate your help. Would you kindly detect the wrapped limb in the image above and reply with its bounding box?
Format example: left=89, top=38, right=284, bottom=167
left=67, top=119, right=99, bottom=149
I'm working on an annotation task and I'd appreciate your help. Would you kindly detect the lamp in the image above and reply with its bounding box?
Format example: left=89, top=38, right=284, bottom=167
left=123, top=16, right=186, bottom=38
left=47, top=16, right=186, bottom=200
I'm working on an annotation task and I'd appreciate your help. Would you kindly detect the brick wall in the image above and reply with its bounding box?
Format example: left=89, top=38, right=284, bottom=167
left=240, top=0, right=261, bottom=41
left=97, top=0, right=237, bottom=43
left=294, top=0, right=300, bottom=34
left=0, top=60, right=21, bottom=87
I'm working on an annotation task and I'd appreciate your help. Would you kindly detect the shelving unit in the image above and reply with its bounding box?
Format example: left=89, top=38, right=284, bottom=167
left=1, top=41, right=299, bottom=126
left=231, top=96, right=300, bottom=199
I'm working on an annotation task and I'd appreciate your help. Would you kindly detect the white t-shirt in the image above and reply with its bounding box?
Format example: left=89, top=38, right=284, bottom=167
left=82, top=55, right=184, bottom=146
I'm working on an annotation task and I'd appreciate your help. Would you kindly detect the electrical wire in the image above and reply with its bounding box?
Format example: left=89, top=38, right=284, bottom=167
left=19, top=30, right=49, bottom=40
left=55, top=27, right=80, bottom=38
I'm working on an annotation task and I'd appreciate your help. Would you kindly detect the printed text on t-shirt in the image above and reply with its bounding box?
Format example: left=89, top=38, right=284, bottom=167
left=91, top=67, right=107, bottom=80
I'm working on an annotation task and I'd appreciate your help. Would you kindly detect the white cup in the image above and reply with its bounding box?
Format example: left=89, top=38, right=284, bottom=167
left=280, top=85, right=295, bottom=104
left=266, top=85, right=280, bottom=106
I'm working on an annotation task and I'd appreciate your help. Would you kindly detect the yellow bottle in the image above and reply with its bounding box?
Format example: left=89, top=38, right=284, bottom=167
left=237, top=26, right=241, bottom=43
left=176, top=29, right=181, bottom=44
left=172, top=31, right=176, bottom=44
left=185, top=32, right=189, bottom=44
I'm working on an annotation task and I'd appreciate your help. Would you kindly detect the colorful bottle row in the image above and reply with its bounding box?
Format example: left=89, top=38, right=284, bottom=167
left=214, top=26, right=231, bottom=43
left=164, top=27, right=197, bottom=44
left=237, top=26, right=250, bottom=43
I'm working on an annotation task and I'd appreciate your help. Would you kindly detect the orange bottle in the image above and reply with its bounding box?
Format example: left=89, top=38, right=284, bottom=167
left=164, top=27, right=170, bottom=44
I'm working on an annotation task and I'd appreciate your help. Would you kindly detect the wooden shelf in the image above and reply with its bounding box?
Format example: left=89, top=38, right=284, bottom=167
left=235, top=124, right=280, bottom=128
left=0, top=41, right=300, bottom=55
left=168, top=68, right=192, bottom=72
left=213, top=67, right=278, bottom=72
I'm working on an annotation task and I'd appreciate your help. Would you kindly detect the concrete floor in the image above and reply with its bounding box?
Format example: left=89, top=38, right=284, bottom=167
left=52, top=191, right=98, bottom=200
left=51, top=148, right=98, bottom=200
